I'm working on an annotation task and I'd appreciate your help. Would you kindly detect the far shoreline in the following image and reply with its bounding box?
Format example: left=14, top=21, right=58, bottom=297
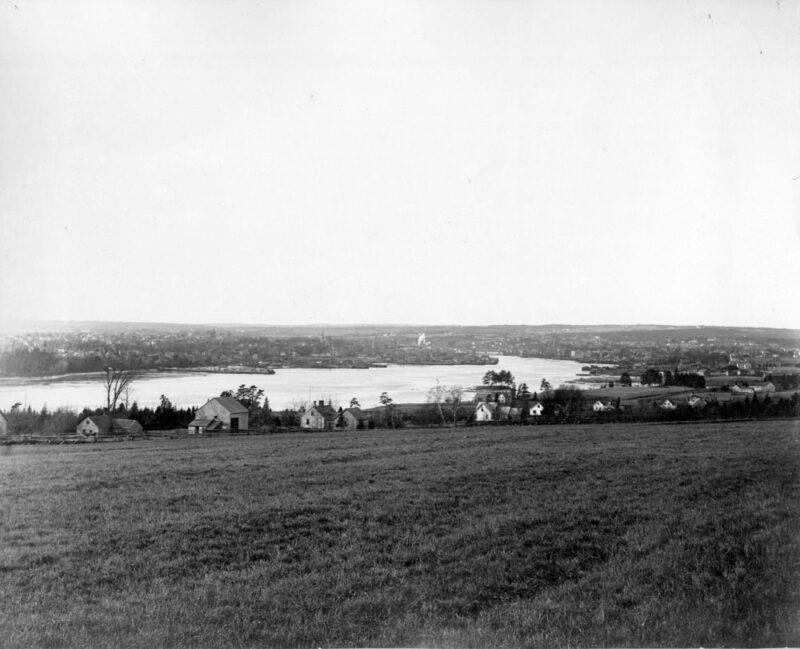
left=0, top=356, right=591, bottom=387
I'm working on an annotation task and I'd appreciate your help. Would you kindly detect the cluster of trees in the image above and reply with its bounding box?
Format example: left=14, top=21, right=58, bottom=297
left=124, top=396, right=196, bottom=430
left=482, top=370, right=515, bottom=386
left=765, top=373, right=800, bottom=391
left=1, top=404, right=79, bottom=438
left=638, top=368, right=706, bottom=389
left=664, top=371, right=706, bottom=389
left=0, top=348, right=75, bottom=377
left=638, top=393, right=800, bottom=422
left=220, top=384, right=272, bottom=428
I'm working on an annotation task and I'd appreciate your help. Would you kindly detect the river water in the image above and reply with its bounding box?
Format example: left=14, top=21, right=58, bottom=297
left=0, top=356, right=588, bottom=411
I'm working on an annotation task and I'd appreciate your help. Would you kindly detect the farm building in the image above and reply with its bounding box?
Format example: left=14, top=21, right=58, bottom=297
left=338, top=407, right=369, bottom=430
left=76, top=415, right=144, bottom=440
left=188, top=396, right=249, bottom=433
left=528, top=401, right=544, bottom=416
left=301, top=401, right=338, bottom=430
left=593, top=400, right=615, bottom=412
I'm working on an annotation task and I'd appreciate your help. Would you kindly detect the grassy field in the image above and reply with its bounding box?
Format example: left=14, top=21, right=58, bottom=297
left=1, top=421, right=799, bottom=648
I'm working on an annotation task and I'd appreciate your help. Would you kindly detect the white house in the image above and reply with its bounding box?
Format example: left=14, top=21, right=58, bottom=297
left=753, top=382, right=776, bottom=394
left=529, top=402, right=544, bottom=417
left=474, top=401, right=497, bottom=422
left=188, top=396, right=249, bottom=434
left=301, top=401, right=339, bottom=430
left=659, top=399, right=678, bottom=410
left=593, top=400, right=615, bottom=412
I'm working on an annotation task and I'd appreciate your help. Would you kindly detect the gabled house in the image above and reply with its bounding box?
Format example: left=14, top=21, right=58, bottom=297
left=474, top=401, right=497, bottom=422
left=753, top=382, right=776, bottom=394
left=338, top=407, right=369, bottom=430
left=687, top=395, right=707, bottom=409
left=659, top=399, right=678, bottom=410
left=593, top=400, right=615, bottom=412
left=301, top=400, right=339, bottom=430
left=114, top=418, right=144, bottom=436
left=528, top=401, right=544, bottom=417
left=76, top=415, right=144, bottom=440
left=188, top=396, right=249, bottom=434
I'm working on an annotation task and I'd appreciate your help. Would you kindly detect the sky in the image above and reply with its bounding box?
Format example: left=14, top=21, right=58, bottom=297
left=1, top=0, right=799, bottom=329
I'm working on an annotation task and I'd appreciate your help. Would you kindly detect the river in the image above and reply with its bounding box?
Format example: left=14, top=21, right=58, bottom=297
left=0, top=356, right=589, bottom=411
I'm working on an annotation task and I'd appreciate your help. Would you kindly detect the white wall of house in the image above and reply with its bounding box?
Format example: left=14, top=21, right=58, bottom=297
left=475, top=403, right=493, bottom=422
left=301, top=407, right=329, bottom=430
left=76, top=417, right=102, bottom=438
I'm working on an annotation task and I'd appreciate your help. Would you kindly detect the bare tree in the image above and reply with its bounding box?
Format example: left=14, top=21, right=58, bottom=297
left=428, top=381, right=466, bottom=426
left=444, top=385, right=466, bottom=425
left=121, top=384, right=134, bottom=411
left=428, top=380, right=447, bottom=424
left=104, top=366, right=137, bottom=427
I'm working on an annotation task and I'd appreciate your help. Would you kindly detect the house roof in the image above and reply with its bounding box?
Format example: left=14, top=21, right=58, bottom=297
left=343, top=407, right=367, bottom=420
left=310, top=404, right=338, bottom=420
left=210, top=397, right=248, bottom=414
left=113, top=418, right=142, bottom=432
left=85, top=415, right=111, bottom=428
left=82, top=416, right=141, bottom=432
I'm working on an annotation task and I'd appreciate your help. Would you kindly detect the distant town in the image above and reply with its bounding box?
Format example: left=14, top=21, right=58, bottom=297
left=1, top=322, right=798, bottom=378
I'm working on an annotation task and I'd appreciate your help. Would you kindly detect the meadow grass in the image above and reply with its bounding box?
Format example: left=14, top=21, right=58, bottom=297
left=1, top=421, right=799, bottom=648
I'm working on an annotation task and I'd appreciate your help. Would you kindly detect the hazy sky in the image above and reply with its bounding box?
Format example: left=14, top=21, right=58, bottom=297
left=1, top=0, right=798, bottom=328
